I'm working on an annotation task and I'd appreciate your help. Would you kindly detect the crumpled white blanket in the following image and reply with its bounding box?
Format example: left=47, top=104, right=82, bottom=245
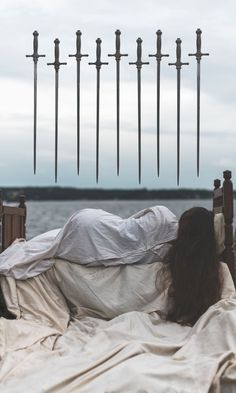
left=0, top=206, right=178, bottom=279
left=0, top=259, right=235, bottom=393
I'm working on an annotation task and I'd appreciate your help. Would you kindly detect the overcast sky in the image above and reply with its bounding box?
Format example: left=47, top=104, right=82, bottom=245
left=0, top=0, right=235, bottom=189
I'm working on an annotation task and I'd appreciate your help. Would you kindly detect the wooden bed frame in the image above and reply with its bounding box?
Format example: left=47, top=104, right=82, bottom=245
left=0, top=193, right=26, bottom=252
left=213, top=170, right=235, bottom=281
left=0, top=171, right=235, bottom=280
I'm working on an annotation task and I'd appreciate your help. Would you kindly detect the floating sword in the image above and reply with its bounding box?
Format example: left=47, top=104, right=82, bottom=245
left=26, top=31, right=45, bottom=174
left=169, top=38, right=189, bottom=185
left=69, top=30, right=88, bottom=175
left=149, top=30, right=169, bottom=176
left=108, top=30, right=128, bottom=176
left=129, top=38, right=149, bottom=184
left=47, top=39, right=67, bottom=183
left=189, top=29, right=209, bottom=177
left=89, top=38, right=108, bottom=183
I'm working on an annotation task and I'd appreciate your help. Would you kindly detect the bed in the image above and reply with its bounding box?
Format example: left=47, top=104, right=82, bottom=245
left=0, top=173, right=235, bottom=393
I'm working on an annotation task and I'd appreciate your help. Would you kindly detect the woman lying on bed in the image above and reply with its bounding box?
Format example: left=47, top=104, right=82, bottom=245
left=0, top=205, right=235, bottom=326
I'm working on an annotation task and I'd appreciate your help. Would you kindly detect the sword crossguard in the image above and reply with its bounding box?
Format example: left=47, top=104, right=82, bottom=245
left=89, top=38, right=108, bottom=70
left=26, top=31, right=46, bottom=63
left=47, top=38, right=67, bottom=71
left=168, top=38, right=189, bottom=70
left=188, top=28, right=209, bottom=61
left=129, top=38, right=149, bottom=70
left=68, top=30, right=89, bottom=61
left=149, top=30, right=169, bottom=61
left=108, top=29, right=128, bottom=60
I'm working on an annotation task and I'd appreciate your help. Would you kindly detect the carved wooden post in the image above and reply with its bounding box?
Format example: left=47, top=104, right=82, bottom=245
left=222, top=170, right=235, bottom=281
left=18, top=195, right=26, bottom=239
left=213, top=178, right=222, bottom=213
left=0, top=190, right=2, bottom=252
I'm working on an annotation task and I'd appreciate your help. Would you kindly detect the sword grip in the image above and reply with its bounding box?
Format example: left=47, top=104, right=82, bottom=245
left=189, top=29, right=209, bottom=60
left=26, top=31, right=45, bottom=61
left=169, top=38, right=189, bottom=69
left=176, top=38, right=181, bottom=64
left=47, top=38, right=67, bottom=70
left=137, top=37, right=142, bottom=63
left=129, top=37, right=149, bottom=68
left=149, top=30, right=169, bottom=60
left=76, top=30, right=82, bottom=55
left=69, top=30, right=89, bottom=59
left=115, top=29, right=121, bottom=53
left=89, top=38, right=108, bottom=69
left=108, top=30, right=128, bottom=60
left=55, top=38, right=60, bottom=63
left=96, top=38, right=102, bottom=63
left=33, top=31, right=39, bottom=55
left=196, top=28, right=202, bottom=54
left=156, top=30, right=162, bottom=54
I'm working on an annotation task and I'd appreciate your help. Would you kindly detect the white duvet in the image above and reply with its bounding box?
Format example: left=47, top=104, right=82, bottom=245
left=0, top=206, right=178, bottom=279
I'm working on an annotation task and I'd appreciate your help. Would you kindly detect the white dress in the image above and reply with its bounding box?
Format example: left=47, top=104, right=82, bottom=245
left=0, top=206, right=178, bottom=279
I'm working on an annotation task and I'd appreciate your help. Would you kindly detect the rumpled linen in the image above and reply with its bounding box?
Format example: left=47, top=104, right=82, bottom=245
left=0, top=206, right=178, bottom=279
left=0, top=258, right=235, bottom=393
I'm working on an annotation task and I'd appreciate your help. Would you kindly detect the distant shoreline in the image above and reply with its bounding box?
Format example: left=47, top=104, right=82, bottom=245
left=1, top=186, right=235, bottom=202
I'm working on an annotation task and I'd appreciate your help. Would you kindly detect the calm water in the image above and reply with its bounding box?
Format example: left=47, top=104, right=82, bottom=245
left=24, top=199, right=236, bottom=239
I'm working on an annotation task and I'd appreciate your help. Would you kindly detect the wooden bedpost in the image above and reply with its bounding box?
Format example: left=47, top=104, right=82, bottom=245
left=213, top=179, right=222, bottom=213
left=222, top=170, right=235, bottom=281
left=19, top=195, right=26, bottom=239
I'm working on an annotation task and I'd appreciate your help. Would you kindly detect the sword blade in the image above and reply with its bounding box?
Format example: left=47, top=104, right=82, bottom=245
left=177, top=69, right=181, bottom=186
left=77, top=60, right=81, bottom=175
left=137, top=68, right=141, bottom=184
left=197, top=60, right=201, bottom=177
left=157, top=61, right=161, bottom=176
left=55, top=71, right=59, bottom=183
left=33, top=62, right=37, bottom=174
left=96, top=69, right=100, bottom=183
left=116, top=61, right=120, bottom=176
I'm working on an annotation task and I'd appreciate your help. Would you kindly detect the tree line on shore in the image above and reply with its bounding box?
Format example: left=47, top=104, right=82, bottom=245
left=1, top=186, right=234, bottom=201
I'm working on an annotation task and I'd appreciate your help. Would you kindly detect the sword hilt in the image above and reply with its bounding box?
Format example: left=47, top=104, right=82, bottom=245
left=129, top=38, right=149, bottom=70
left=149, top=30, right=169, bottom=61
left=47, top=38, right=67, bottom=71
left=188, top=28, right=209, bottom=61
left=26, top=31, right=46, bottom=63
left=68, top=30, right=89, bottom=61
left=168, top=38, right=189, bottom=70
left=89, top=38, right=108, bottom=70
left=108, top=30, right=128, bottom=60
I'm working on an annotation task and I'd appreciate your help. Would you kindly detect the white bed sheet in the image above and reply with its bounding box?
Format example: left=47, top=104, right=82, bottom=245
left=0, top=259, right=236, bottom=392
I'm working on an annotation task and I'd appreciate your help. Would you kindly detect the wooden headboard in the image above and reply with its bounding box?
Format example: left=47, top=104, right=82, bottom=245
left=0, top=194, right=26, bottom=252
left=213, top=170, right=235, bottom=281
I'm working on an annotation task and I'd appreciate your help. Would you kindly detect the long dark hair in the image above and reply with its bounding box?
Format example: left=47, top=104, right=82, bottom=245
left=164, top=207, right=222, bottom=326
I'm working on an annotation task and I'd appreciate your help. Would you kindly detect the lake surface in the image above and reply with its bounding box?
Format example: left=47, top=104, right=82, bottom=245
left=24, top=199, right=236, bottom=239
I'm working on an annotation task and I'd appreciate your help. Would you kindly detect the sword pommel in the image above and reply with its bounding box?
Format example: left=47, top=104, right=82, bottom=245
left=129, top=37, right=149, bottom=69
left=26, top=30, right=46, bottom=63
left=149, top=30, right=169, bottom=61
left=168, top=38, right=189, bottom=69
left=108, top=30, right=128, bottom=60
left=68, top=30, right=89, bottom=60
left=89, top=38, right=108, bottom=70
left=188, top=28, right=209, bottom=61
left=47, top=38, right=67, bottom=71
